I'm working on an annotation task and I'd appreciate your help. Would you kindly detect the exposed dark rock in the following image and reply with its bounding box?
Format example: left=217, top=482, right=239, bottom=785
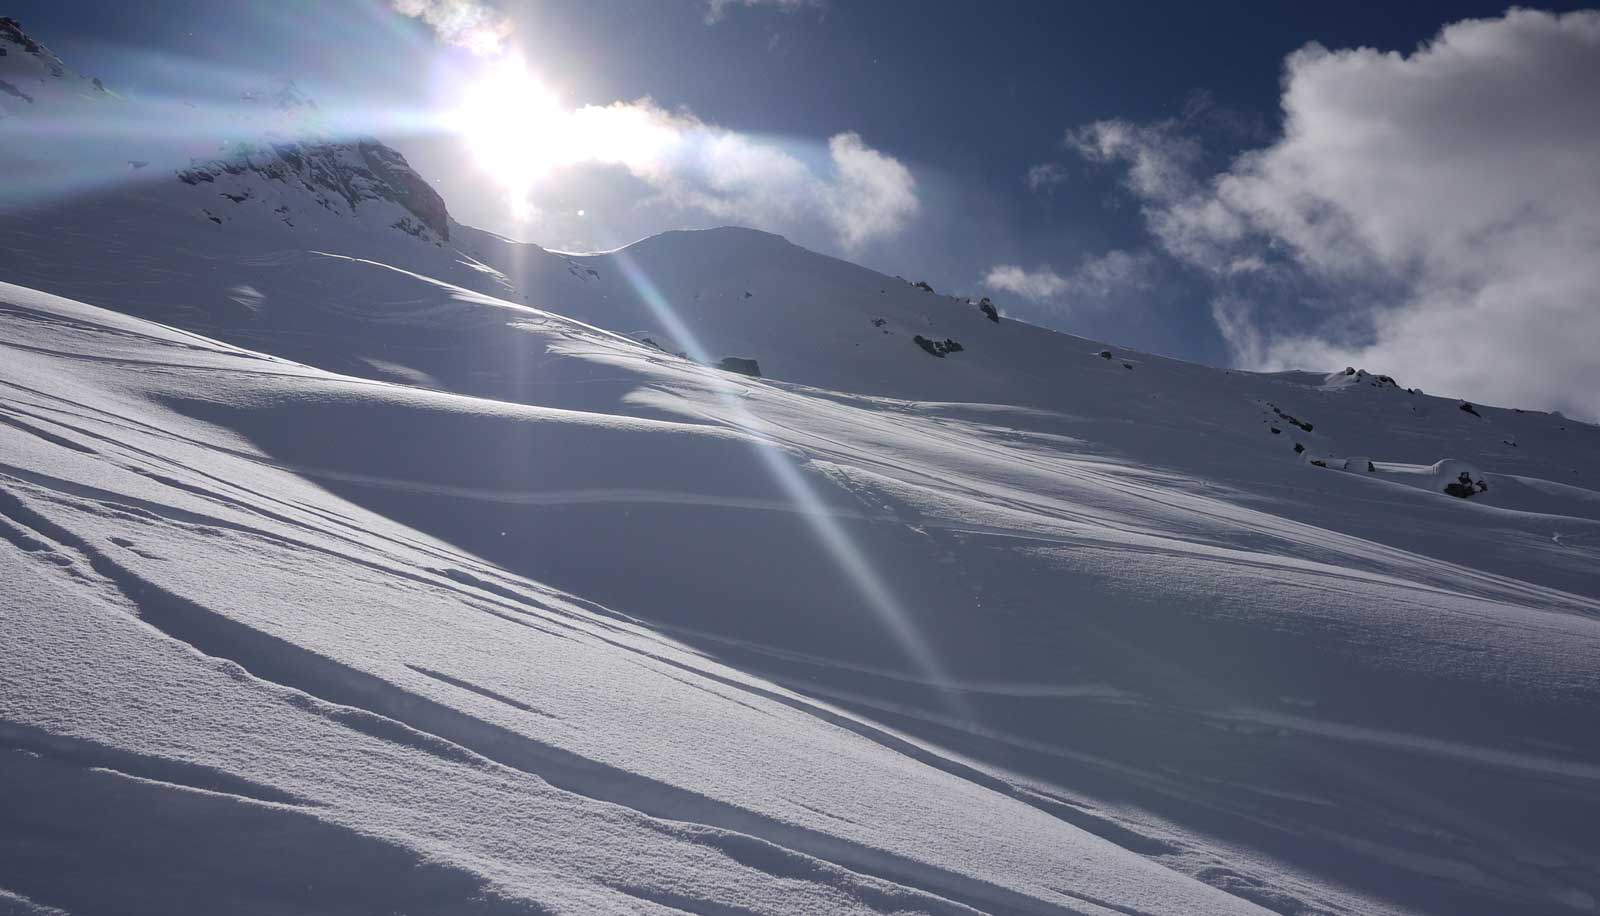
left=392, top=217, right=430, bottom=238
left=1340, top=366, right=1401, bottom=389
left=1293, top=443, right=1305, bottom=454
left=1098, top=350, right=1113, bottom=360
left=1123, top=362, right=1133, bottom=370
left=978, top=297, right=999, bottom=323
left=357, top=141, right=449, bottom=239
left=912, top=280, right=935, bottom=293
left=1269, top=403, right=1313, bottom=432
left=718, top=357, right=761, bottom=377
left=871, top=318, right=886, bottom=328
left=0, top=79, right=33, bottom=103
left=1444, top=471, right=1488, bottom=498
left=0, top=18, right=42, bottom=54
left=1269, top=426, right=1281, bottom=435
left=913, top=335, right=964, bottom=358
left=1459, top=401, right=1481, bottom=417
left=1309, top=459, right=1328, bottom=468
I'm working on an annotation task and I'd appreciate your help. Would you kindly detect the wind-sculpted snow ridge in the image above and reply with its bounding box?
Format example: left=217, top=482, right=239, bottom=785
left=4, top=260, right=1600, bottom=916
left=0, top=280, right=1292, bottom=916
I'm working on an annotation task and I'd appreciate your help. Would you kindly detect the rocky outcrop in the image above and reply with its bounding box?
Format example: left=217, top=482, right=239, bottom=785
left=1268, top=403, right=1314, bottom=432
left=357, top=141, right=450, bottom=239
left=177, top=136, right=450, bottom=241
left=978, top=297, right=999, bottom=323
left=914, top=336, right=964, bottom=358
left=157, top=77, right=451, bottom=242
left=0, top=17, right=42, bottom=55
left=1336, top=366, right=1400, bottom=389
left=718, top=357, right=761, bottom=377
left=1444, top=471, right=1489, bottom=498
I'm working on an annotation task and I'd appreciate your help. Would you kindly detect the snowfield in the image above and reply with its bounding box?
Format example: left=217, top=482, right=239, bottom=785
left=4, top=20, right=1600, bottom=916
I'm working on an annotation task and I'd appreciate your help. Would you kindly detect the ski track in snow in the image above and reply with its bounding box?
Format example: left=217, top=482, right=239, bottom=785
left=4, top=269, right=1598, bottom=916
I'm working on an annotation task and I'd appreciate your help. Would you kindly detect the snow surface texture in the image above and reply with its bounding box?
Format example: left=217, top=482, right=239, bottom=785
left=3, top=21, right=1600, bottom=916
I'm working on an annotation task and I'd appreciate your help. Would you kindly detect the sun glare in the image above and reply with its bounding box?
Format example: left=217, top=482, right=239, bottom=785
left=451, top=56, right=568, bottom=207
left=448, top=55, right=684, bottom=220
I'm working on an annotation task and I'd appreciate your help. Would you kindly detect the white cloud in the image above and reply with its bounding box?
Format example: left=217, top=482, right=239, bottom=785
left=985, top=250, right=1152, bottom=305
left=1069, top=118, right=1201, bottom=203
left=985, top=265, right=1069, bottom=301
left=473, top=94, right=917, bottom=251
left=1076, top=9, right=1600, bottom=417
left=704, top=0, right=823, bottom=25
left=1025, top=162, right=1067, bottom=193
left=391, top=0, right=511, bottom=56
left=605, top=106, right=916, bottom=250
left=823, top=132, right=920, bottom=248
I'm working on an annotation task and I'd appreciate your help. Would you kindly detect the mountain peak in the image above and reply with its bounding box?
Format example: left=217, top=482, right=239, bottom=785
left=241, top=79, right=319, bottom=113
left=1, top=16, right=93, bottom=97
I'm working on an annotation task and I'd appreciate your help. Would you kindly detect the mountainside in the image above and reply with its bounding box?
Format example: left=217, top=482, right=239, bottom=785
left=4, top=21, right=1600, bottom=916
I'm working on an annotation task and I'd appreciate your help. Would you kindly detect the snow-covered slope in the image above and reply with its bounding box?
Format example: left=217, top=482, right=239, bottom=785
left=4, top=20, right=1600, bottom=916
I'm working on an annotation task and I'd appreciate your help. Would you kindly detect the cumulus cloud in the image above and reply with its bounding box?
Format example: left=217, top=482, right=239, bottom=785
left=392, top=0, right=511, bottom=56
left=704, top=0, right=823, bottom=25
left=1076, top=9, right=1600, bottom=417
left=822, top=132, right=920, bottom=248
left=985, top=250, right=1152, bottom=305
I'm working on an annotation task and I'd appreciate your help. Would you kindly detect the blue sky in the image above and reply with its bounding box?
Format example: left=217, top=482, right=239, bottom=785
left=11, top=1, right=1600, bottom=415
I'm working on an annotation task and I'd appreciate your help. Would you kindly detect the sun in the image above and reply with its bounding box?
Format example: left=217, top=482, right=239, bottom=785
left=450, top=56, right=569, bottom=203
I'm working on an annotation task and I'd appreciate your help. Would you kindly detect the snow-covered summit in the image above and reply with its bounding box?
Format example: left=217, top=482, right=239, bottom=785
left=0, top=17, right=80, bottom=91
left=0, top=18, right=449, bottom=243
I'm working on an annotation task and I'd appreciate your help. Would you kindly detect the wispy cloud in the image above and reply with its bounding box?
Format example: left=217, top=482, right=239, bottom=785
left=984, top=265, right=1069, bottom=301
left=985, top=250, right=1152, bottom=306
left=1024, top=162, right=1067, bottom=193
left=704, top=0, right=824, bottom=25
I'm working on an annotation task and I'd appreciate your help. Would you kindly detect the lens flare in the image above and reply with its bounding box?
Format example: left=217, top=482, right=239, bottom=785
left=610, top=250, right=965, bottom=713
